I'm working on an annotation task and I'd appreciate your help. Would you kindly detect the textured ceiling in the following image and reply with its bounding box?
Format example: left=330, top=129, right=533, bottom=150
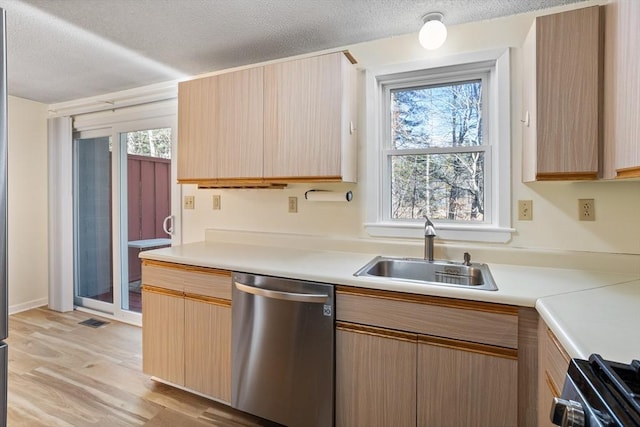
left=0, top=0, right=585, bottom=104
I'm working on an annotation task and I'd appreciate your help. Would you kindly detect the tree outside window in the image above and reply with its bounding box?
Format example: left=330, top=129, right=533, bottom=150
left=126, top=128, right=172, bottom=158
left=388, top=79, right=486, bottom=222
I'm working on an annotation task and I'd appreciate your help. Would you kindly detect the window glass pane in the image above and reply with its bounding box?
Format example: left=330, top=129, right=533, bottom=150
left=122, top=129, right=172, bottom=314
left=74, top=136, right=113, bottom=304
left=390, top=152, right=485, bottom=221
left=126, top=127, right=172, bottom=158
left=391, top=80, right=482, bottom=149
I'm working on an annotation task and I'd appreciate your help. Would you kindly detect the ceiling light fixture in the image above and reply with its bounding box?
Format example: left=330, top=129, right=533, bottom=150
left=418, top=12, right=447, bottom=50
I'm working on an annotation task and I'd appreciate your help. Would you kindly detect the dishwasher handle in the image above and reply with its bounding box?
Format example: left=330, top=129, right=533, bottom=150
left=234, top=281, right=329, bottom=304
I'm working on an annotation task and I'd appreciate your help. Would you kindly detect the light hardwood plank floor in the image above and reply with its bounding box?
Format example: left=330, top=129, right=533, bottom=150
left=6, top=307, right=278, bottom=427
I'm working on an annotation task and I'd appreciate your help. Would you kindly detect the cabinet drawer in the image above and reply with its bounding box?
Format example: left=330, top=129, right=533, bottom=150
left=142, top=260, right=232, bottom=300
left=336, top=287, right=518, bottom=349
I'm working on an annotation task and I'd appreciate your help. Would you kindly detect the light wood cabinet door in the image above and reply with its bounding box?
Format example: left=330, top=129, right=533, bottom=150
left=215, top=68, right=264, bottom=180
left=184, top=297, right=232, bottom=403
left=537, top=321, right=570, bottom=427
left=603, top=0, right=640, bottom=179
left=142, top=287, right=185, bottom=386
left=142, top=262, right=233, bottom=402
left=335, top=324, right=417, bottom=427
left=178, top=76, right=216, bottom=181
left=522, top=6, right=602, bottom=182
left=417, top=338, right=518, bottom=427
left=264, top=52, right=356, bottom=181
left=177, top=68, right=263, bottom=182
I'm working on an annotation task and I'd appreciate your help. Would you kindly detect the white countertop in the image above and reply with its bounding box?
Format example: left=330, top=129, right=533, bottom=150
left=537, top=280, right=640, bottom=362
left=140, top=240, right=640, bottom=362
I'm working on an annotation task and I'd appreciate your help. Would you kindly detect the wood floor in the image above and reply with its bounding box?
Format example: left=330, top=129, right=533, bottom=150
left=6, top=307, right=278, bottom=427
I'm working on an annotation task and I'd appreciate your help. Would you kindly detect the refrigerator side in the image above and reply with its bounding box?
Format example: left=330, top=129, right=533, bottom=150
left=0, top=343, right=5, bottom=421
left=0, top=6, right=6, bottom=341
left=0, top=7, right=8, bottom=426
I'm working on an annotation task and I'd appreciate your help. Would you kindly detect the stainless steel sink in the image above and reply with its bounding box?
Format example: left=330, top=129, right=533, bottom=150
left=354, top=256, right=498, bottom=291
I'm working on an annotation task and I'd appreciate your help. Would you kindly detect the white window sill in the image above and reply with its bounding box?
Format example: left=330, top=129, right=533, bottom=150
left=364, top=222, right=515, bottom=243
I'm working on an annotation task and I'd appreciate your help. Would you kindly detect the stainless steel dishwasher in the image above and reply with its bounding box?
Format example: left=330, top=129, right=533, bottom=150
left=231, top=272, right=334, bottom=427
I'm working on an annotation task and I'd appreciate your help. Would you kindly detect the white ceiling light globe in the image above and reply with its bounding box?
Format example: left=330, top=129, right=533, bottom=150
left=418, top=16, right=447, bottom=50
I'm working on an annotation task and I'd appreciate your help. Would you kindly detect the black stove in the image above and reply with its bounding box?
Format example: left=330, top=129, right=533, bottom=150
left=551, top=354, right=640, bottom=427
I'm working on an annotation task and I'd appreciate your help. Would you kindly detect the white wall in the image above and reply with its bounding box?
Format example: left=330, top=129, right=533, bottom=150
left=8, top=96, right=49, bottom=312
left=182, top=2, right=640, bottom=265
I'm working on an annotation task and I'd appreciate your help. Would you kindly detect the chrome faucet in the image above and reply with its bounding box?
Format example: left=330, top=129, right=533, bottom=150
left=424, top=216, right=436, bottom=261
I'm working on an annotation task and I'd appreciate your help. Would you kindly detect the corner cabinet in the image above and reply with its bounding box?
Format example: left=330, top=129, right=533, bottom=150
left=177, top=51, right=357, bottom=187
left=603, top=0, right=640, bottom=179
left=335, top=287, right=521, bottom=427
left=522, top=6, right=602, bottom=182
left=537, top=320, right=571, bottom=427
left=141, top=260, right=232, bottom=403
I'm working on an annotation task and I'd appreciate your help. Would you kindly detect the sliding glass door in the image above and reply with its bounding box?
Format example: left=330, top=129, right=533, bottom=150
left=73, top=117, right=176, bottom=322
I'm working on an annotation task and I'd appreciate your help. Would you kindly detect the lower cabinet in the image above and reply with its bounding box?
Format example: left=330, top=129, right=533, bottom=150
left=417, top=338, right=517, bottom=426
left=336, top=324, right=417, bottom=427
left=141, top=265, right=537, bottom=425
left=184, top=296, right=231, bottom=402
left=335, top=286, right=519, bottom=427
left=141, top=261, right=232, bottom=404
left=142, top=287, right=185, bottom=386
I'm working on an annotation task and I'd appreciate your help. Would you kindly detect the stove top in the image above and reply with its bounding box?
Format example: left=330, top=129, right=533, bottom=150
left=561, top=354, right=640, bottom=426
left=590, top=355, right=640, bottom=416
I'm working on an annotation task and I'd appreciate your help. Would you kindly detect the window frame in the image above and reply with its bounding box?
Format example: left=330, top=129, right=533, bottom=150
left=364, top=49, right=513, bottom=243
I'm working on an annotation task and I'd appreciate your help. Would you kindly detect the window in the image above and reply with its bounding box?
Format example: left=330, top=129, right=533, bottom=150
left=365, top=49, right=512, bottom=242
left=389, top=78, right=487, bottom=222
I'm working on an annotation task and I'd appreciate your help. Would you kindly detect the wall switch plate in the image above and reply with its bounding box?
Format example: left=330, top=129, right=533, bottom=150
left=288, top=196, right=298, bottom=213
left=212, top=195, right=221, bottom=210
left=184, top=195, right=195, bottom=210
left=578, top=198, right=595, bottom=221
left=518, top=200, right=533, bottom=221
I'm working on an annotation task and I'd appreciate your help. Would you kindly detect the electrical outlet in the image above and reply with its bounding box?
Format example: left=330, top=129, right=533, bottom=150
left=518, top=200, right=533, bottom=221
left=288, top=196, right=298, bottom=213
left=183, top=195, right=195, bottom=210
left=212, top=195, right=221, bottom=210
left=578, top=198, right=595, bottom=221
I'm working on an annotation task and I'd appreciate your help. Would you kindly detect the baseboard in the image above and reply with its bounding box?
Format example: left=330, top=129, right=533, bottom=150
left=9, top=298, right=48, bottom=315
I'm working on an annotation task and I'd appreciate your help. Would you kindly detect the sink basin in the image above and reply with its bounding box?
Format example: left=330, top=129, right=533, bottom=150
left=354, top=256, right=498, bottom=291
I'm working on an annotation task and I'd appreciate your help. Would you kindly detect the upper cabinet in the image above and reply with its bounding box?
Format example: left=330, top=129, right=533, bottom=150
left=264, top=53, right=356, bottom=182
left=522, top=6, right=602, bottom=182
left=177, top=51, right=357, bottom=187
left=178, top=76, right=217, bottom=181
left=603, top=0, right=640, bottom=179
left=178, top=67, right=264, bottom=184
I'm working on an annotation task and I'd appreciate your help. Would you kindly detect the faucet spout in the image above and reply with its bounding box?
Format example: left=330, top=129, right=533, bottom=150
left=424, top=216, right=436, bottom=261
